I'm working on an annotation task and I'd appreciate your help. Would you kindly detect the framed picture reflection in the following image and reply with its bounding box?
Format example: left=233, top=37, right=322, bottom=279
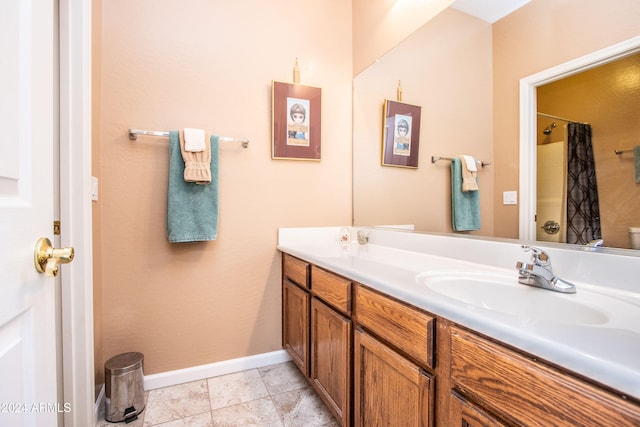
left=382, top=99, right=421, bottom=168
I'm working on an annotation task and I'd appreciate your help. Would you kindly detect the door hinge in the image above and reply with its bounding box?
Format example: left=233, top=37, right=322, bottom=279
left=53, top=220, right=61, bottom=235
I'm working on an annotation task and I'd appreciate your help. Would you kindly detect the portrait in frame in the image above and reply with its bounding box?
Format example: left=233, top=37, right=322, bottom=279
left=272, top=81, right=321, bottom=160
left=382, top=99, right=421, bottom=168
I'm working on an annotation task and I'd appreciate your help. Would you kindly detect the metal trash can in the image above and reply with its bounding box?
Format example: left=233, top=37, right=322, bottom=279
left=105, top=352, right=145, bottom=423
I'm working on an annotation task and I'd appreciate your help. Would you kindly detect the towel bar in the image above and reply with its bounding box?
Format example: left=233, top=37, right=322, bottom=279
left=431, top=155, right=491, bottom=167
left=129, top=128, right=249, bottom=148
left=614, top=148, right=634, bottom=155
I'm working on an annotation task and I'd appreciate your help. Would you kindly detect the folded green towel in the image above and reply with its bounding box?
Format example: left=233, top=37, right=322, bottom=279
left=634, top=145, right=640, bottom=184
left=451, top=157, right=480, bottom=231
left=167, top=131, right=219, bottom=243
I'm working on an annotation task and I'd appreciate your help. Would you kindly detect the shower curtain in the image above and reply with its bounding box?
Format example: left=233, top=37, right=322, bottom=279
left=566, top=122, right=601, bottom=244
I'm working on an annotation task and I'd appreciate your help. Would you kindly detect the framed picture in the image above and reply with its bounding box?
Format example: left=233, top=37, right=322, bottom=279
left=381, top=99, right=421, bottom=168
left=272, top=81, right=321, bottom=160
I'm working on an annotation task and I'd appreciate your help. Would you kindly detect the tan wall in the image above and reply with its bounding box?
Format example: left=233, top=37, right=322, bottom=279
left=353, top=8, right=494, bottom=235
left=352, top=0, right=454, bottom=76
left=96, top=0, right=352, bottom=376
left=492, top=0, right=640, bottom=238
left=537, top=54, right=640, bottom=248
left=94, top=0, right=640, bottom=384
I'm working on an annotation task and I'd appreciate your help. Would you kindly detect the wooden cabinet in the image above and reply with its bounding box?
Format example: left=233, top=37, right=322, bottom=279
left=281, top=252, right=640, bottom=427
left=354, top=285, right=436, bottom=427
left=282, top=254, right=310, bottom=375
left=310, top=265, right=352, bottom=427
left=354, top=329, right=434, bottom=427
left=450, top=326, right=640, bottom=426
left=282, top=256, right=352, bottom=427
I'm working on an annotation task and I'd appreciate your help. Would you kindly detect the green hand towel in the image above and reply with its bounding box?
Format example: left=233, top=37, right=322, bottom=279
left=167, top=131, right=219, bottom=243
left=451, top=157, right=481, bottom=231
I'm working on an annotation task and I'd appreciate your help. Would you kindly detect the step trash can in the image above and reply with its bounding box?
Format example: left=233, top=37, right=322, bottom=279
left=105, top=352, right=145, bottom=423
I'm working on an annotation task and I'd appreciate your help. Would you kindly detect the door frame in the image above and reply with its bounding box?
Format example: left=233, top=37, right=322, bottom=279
left=59, top=1, right=94, bottom=426
left=519, top=35, right=640, bottom=241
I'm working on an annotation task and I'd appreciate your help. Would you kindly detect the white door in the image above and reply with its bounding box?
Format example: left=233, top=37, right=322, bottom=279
left=0, top=1, right=64, bottom=426
left=536, top=141, right=568, bottom=243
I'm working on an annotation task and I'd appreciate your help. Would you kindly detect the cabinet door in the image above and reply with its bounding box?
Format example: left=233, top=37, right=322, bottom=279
left=283, top=279, right=310, bottom=376
left=311, top=297, right=351, bottom=426
left=354, top=329, right=434, bottom=427
left=450, top=393, right=506, bottom=427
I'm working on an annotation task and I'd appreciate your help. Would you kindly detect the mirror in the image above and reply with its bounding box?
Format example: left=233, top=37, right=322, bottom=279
left=521, top=49, right=640, bottom=249
left=353, top=0, right=640, bottom=250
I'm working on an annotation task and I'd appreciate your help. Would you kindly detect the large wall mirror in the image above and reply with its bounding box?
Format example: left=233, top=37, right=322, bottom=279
left=353, top=0, right=640, bottom=251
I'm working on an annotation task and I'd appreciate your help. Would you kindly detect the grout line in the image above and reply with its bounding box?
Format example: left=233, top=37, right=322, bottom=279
left=204, top=374, right=213, bottom=415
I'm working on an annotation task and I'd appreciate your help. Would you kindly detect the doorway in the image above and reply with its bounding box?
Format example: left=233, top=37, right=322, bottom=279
left=519, top=35, right=640, bottom=246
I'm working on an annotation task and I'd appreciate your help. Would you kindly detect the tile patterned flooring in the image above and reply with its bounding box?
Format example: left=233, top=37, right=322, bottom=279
left=97, top=361, right=339, bottom=427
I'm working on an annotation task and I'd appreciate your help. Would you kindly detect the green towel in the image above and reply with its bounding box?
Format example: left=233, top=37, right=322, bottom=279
left=634, top=145, right=640, bottom=184
left=451, top=157, right=480, bottom=231
left=167, top=131, right=219, bottom=242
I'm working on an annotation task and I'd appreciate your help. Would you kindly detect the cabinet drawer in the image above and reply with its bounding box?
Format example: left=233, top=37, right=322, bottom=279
left=283, top=254, right=309, bottom=289
left=311, top=266, right=351, bottom=315
left=355, top=285, right=434, bottom=369
left=450, top=326, right=640, bottom=426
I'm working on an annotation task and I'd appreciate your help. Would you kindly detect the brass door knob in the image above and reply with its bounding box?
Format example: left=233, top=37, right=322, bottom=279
left=34, top=237, right=75, bottom=277
left=541, top=220, right=560, bottom=235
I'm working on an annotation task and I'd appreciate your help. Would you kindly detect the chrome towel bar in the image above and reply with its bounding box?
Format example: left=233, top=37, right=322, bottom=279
left=129, top=128, right=249, bottom=148
left=431, top=155, right=491, bottom=167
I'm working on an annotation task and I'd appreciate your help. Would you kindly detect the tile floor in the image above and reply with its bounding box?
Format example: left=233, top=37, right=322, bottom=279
left=97, top=361, right=339, bottom=427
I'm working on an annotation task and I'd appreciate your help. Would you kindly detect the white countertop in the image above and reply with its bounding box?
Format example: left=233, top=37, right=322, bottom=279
left=277, top=226, right=640, bottom=401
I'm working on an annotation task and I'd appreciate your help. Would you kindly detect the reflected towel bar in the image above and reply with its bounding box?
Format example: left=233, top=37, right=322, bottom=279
left=129, top=128, right=249, bottom=148
left=431, top=155, right=491, bottom=167
left=536, top=112, right=588, bottom=124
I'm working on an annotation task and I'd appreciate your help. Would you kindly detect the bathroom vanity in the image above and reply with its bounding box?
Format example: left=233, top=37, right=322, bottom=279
left=279, top=227, right=640, bottom=426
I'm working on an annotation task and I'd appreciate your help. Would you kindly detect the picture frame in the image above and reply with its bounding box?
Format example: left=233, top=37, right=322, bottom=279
left=272, top=81, right=321, bottom=160
left=381, top=99, right=421, bottom=168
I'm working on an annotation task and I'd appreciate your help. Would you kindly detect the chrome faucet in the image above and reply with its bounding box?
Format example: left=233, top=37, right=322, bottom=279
left=586, top=239, right=604, bottom=247
left=356, top=229, right=369, bottom=245
left=515, top=245, right=576, bottom=293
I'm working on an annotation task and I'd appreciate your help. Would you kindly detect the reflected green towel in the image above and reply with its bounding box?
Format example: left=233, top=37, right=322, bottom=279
left=634, top=145, right=640, bottom=184
left=167, top=131, right=219, bottom=242
left=451, top=158, right=480, bottom=231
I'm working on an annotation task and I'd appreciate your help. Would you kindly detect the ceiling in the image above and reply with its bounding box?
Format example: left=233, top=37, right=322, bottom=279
left=450, top=0, right=531, bottom=23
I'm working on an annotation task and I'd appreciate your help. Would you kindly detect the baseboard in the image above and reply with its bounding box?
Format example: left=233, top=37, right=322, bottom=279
left=143, top=349, right=292, bottom=391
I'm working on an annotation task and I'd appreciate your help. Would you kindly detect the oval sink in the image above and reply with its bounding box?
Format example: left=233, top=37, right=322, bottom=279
left=415, top=270, right=609, bottom=325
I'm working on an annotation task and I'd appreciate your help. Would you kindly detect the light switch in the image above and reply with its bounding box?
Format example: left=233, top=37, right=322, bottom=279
left=503, top=191, right=517, bottom=205
left=91, top=176, right=99, bottom=201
